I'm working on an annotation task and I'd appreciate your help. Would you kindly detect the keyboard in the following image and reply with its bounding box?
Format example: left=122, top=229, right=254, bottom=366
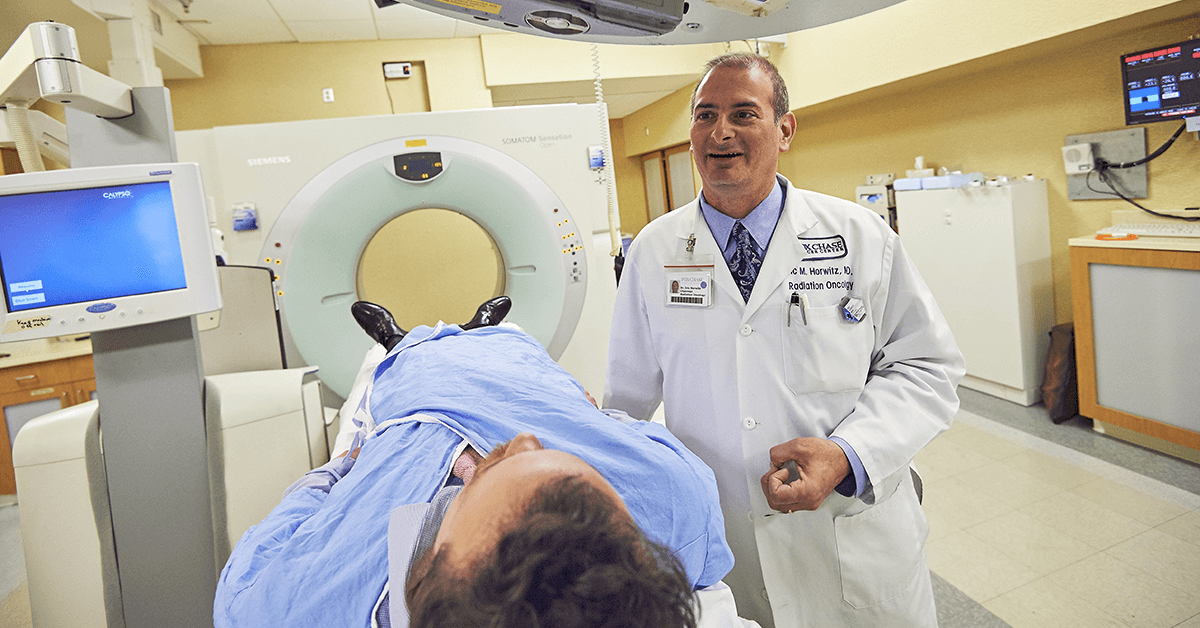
left=1097, top=222, right=1200, bottom=238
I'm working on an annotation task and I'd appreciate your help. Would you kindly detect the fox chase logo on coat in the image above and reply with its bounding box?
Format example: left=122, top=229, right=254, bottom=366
left=798, top=235, right=847, bottom=261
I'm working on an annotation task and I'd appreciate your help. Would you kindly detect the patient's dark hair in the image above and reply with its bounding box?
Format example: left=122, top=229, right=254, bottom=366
left=410, top=475, right=696, bottom=628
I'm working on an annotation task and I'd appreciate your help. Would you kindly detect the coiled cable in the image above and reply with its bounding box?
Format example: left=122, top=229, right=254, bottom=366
left=4, top=105, right=45, bottom=172
left=591, top=43, right=623, bottom=257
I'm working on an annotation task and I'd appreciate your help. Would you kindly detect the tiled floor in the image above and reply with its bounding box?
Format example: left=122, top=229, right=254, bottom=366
left=0, top=504, right=29, bottom=627
left=922, top=407, right=1200, bottom=628
left=1, top=388, right=1198, bottom=627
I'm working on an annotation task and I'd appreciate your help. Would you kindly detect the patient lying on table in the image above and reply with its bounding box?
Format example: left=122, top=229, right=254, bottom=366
left=213, top=300, right=735, bottom=628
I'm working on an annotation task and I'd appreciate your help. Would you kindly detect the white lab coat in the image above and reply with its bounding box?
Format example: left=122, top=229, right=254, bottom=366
left=604, top=178, right=964, bottom=628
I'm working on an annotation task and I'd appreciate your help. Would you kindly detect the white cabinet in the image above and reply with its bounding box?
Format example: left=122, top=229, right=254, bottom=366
left=895, top=180, right=1053, bottom=405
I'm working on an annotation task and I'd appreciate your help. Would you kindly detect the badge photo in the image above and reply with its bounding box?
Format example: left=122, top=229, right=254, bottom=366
left=664, top=263, right=714, bottom=308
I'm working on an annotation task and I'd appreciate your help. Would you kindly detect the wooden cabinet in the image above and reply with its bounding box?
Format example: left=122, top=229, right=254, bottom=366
left=0, top=354, right=95, bottom=495
left=1069, top=239, right=1200, bottom=460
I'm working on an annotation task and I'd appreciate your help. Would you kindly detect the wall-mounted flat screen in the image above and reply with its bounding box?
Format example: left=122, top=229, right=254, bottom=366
left=1122, top=38, right=1200, bottom=125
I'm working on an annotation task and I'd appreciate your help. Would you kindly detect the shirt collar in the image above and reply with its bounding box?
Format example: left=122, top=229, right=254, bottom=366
left=699, top=174, right=786, bottom=252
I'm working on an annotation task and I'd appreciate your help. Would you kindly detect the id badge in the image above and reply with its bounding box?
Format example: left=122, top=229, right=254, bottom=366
left=665, top=255, right=714, bottom=308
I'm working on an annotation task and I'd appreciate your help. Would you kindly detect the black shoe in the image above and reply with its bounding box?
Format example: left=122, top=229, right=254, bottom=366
left=351, top=301, right=408, bottom=351
left=461, top=296, right=512, bottom=331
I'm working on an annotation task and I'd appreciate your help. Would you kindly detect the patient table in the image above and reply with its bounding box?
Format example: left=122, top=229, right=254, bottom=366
left=13, top=276, right=758, bottom=627
left=15, top=366, right=757, bottom=628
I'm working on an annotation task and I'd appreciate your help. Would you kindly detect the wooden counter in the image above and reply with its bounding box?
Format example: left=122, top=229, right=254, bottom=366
left=1069, top=235, right=1200, bottom=462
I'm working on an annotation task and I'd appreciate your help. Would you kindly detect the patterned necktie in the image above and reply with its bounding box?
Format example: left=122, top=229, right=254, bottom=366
left=728, top=221, right=762, bottom=303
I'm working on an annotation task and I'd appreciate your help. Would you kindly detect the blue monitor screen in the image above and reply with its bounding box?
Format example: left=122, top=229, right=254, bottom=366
left=0, top=181, right=187, bottom=314
left=1122, top=39, right=1200, bottom=125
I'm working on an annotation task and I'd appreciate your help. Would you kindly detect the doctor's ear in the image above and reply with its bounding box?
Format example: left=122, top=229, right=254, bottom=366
left=778, top=112, right=796, bottom=150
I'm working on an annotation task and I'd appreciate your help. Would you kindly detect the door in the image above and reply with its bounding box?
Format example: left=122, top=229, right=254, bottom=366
left=642, top=144, right=697, bottom=222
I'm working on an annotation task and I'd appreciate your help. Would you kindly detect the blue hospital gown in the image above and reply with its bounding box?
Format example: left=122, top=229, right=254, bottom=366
left=214, top=324, right=733, bottom=628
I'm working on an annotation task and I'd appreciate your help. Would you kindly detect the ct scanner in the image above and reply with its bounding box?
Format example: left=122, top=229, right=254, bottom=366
left=176, top=103, right=618, bottom=400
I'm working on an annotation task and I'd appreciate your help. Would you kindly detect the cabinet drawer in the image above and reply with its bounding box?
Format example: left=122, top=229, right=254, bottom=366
left=0, top=359, right=76, bottom=394
left=67, top=354, right=95, bottom=382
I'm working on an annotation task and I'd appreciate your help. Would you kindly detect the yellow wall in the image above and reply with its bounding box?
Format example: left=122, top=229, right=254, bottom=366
left=164, top=38, right=491, bottom=130
left=622, top=82, right=697, bottom=157
left=773, top=0, right=1192, bottom=112
left=609, top=117, right=651, bottom=235
left=782, top=14, right=1200, bottom=324
left=616, top=9, right=1200, bottom=325
left=619, top=1, right=1195, bottom=156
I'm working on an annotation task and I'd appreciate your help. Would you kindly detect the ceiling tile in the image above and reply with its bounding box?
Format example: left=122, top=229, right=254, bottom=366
left=160, top=0, right=280, bottom=22
left=269, top=0, right=373, bottom=21
left=187, top=19, right=296, bottom=44
left=288, top=19, right=378, bottom=42
left=374, top=18, right=456, bottom=40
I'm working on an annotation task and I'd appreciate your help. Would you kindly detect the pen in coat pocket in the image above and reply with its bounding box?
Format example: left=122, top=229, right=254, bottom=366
left=787, top=292, right=809, bottom=326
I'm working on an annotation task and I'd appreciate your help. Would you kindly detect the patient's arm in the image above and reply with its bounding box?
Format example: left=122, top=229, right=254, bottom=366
left=599, top=408, right=639, bottom=424
left=284, top=450, right=358, bottom=496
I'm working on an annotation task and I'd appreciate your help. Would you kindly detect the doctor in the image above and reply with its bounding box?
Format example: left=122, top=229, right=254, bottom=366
left=604, top=53, right=964, bottom=627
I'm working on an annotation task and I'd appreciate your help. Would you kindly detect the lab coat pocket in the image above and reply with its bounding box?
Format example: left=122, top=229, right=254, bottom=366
left=833, top=486, right=927, bottom=609
left=781, top=303, right=872, bottom=395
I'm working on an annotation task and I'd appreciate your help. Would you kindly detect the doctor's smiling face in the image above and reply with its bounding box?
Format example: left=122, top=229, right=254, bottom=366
left=690, top=61, right=796, bottom=219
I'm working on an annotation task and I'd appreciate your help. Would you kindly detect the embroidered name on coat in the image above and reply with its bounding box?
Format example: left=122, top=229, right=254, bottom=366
left=798, top=235, right=847, bottom=261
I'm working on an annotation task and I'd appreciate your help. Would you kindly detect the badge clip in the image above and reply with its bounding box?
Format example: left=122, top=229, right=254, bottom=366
left=840, top=296, right=866, bottom=323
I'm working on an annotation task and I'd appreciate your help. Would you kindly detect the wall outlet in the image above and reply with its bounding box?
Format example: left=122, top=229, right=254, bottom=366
left=322, top=88, right=334, bottom=103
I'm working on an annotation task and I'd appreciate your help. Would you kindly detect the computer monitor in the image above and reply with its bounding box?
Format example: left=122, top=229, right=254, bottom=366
left=1122, top=38, right=1200, bottom=125
left=0, top=162, right=221, bottom=342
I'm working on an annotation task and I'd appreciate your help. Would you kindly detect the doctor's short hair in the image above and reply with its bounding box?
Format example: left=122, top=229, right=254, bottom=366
left=690, top=52, right=790, bottom=123
left=410, top=475, right=697, bottom=628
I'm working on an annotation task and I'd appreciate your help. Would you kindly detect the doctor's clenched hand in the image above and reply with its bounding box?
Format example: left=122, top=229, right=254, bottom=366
left=759, top=438, right=851, bottom=512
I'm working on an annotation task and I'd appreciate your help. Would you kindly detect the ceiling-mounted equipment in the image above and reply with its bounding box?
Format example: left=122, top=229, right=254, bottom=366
left=373, top=0, right=908, bottom=44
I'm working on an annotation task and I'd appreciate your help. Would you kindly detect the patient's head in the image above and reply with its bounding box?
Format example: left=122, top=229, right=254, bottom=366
left=407, top=433, right=696, bottom=628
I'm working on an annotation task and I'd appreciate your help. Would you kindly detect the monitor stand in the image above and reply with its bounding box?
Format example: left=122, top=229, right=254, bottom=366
left=90, top=319, right=216, bottom=627
left=67, top=87, right=217, bottom=627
